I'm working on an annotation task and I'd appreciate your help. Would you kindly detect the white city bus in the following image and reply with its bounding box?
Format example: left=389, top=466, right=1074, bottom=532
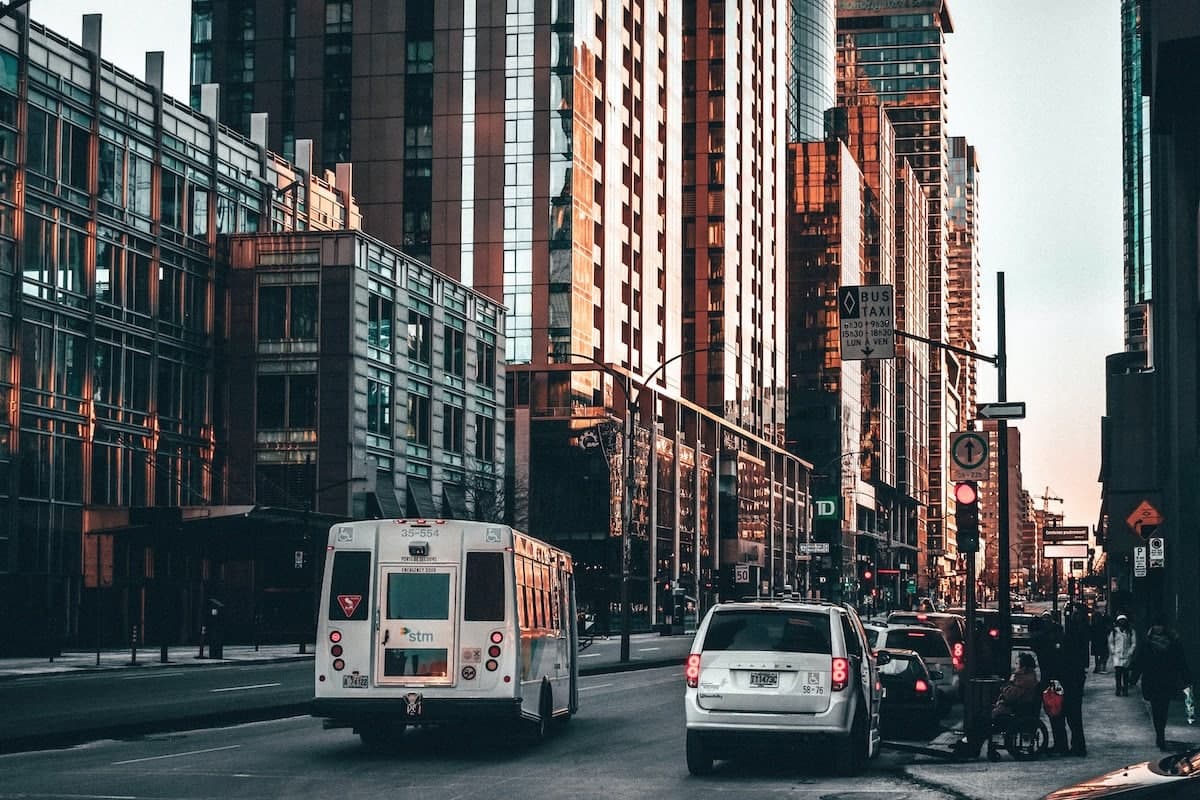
left=312, top=518, right=579, bottom=747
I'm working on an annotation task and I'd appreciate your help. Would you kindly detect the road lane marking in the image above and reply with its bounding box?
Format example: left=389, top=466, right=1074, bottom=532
left=578, top=683, right=614, bottom=691
left=209, top=682, right=281, bottom=693
left=637, top=647, right=661, bottom=652
left=121, top=671, right=187, bottom=680
left=112, top=744, right=240, bottom=765
left=580, top=652, right=602, bottom=658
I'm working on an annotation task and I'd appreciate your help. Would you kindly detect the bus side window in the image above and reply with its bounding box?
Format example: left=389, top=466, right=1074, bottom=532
left=464, top=551, right=505, bottom=621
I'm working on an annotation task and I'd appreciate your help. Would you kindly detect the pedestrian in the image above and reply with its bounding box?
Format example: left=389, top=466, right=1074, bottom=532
left=1132, top=615, right=1192, bottom=750
left=1055, top=604, right=1090, bottom=756
left=1090, top=612, right=1112, bottom=673
left=1029, top=612, right=1067, bottom=751
left=1108, top=613, right=1137, bottom=696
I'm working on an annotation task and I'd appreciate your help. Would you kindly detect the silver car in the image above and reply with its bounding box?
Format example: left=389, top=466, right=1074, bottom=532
left=683, top=599, right=885, bottom=776
left=880, top=625, right=959, bottom=705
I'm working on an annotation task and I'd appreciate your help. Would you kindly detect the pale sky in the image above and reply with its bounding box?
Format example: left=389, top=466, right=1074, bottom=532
left=31, top=1, right=1124, bottom=532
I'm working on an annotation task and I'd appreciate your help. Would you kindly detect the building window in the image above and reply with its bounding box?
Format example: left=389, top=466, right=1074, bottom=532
left=443, top=325, right=465, bottom=377
left=474, top=413, right=495, bottom=461
left=407, top=393, right=430, bottom=446
left=443, top=403, right=465, bottom=454
left=256, top=373, right=317, bottom=429
left=258, top=283, right=318, bottom=340
left=368, top=293, right=393, bottom=351
left=408, top=309, right=431, bottom=363
left=476, top=340, right=496, bottom=389
left=367, top=377, right=392, bottom=436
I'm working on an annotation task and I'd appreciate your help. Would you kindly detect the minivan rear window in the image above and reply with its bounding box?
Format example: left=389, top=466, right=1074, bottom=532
left=885, top=629, right=950, bottom=659
left=703, top=610, right=831, bottom=654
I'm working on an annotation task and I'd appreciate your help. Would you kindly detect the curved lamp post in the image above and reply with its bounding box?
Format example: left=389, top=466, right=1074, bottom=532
left=564, top=346, right=719, bottom=662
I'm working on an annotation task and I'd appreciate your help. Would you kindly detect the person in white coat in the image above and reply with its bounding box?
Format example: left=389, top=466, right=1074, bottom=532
left=1108, top=614, right=1137, bottom=696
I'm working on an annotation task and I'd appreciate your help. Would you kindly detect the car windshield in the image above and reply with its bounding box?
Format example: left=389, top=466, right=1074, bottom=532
left=885, top=629, right=950, bottom=659
left=865, top=628, right=881, bottom=648
left=702, top=610, right=832, bottom=653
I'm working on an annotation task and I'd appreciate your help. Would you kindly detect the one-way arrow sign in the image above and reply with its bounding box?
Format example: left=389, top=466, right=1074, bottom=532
left=977, top=401, right=1026, bottom=420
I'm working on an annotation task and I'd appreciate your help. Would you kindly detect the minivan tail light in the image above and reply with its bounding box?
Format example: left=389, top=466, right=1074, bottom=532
left=832, top=657, right=850, bottom=691
left=952, top=641, right=964, bottom=671
left=685, top=654, right=702, bottom=688
left=915, top=678, right=930, bottom=694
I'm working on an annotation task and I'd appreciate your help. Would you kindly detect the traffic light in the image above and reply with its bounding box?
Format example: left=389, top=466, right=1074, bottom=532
left=859, top=561, right=874, bottom=590
left=954, top=480, right=980, bottom=553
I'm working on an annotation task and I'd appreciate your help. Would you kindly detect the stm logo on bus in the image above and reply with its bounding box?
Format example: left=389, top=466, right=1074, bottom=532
left=400, top=627, right=434, bottom=642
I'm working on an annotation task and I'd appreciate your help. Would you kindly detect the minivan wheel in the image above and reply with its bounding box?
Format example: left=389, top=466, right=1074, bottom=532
left=686, top=730, right=713, bottom=775
left=834, top=703, right=869, bottom=776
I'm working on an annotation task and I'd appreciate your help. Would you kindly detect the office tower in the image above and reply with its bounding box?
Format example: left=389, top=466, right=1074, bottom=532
left=946, top=136, right=980, bottom=423
left=787, top=0, right=837, bottom=142
left=1121, top=0, right=1151, bottom=355
left=837, top=0, right=964, bottom=600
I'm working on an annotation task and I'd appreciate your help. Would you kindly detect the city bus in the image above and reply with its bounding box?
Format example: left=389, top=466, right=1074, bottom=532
left=312, top=518, right=579, bottom=747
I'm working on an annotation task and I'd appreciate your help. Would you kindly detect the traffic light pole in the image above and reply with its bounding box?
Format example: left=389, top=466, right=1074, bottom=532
left=897, top=272, right=1011, bottom=755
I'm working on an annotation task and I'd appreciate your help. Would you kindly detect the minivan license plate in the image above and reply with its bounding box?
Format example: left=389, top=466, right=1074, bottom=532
left=343, top=674, right=368, bottom=689
left=749, top=671, right=779, bottom=688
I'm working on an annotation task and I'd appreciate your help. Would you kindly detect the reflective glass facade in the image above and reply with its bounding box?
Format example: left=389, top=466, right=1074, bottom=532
left=0, top=11, right=364, bottom=650
left=1121, top=0, right=1150, bottom=354
left=788, top=0, right=837, bottom=142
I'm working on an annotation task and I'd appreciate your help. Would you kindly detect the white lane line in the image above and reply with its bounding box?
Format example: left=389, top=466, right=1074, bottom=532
left=579, top=683, right=614, bottom=691
left=112, top=744, right=240, bottom=765
left=637, top=647, right=661, bottom=652
left=209, top=682, right=281, bottom=693
left=580, top=652, right=602, bottom=658
left=120, top=672, right=185, bottom=680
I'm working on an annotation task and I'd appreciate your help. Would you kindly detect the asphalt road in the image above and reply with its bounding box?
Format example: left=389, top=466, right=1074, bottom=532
left=0, top=660, right=312, bottom=752
left=0, top=665, right=955, bottom=800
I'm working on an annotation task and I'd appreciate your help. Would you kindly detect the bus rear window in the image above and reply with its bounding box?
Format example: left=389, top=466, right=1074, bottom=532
left=464, top=551, right=505, bottom=621
left=327, top=551, right=370, bottom=621
left=386, top=572, right=450, bottom=620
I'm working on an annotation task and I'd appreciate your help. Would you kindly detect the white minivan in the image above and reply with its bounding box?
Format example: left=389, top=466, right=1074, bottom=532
left=683, top=598, right=885, bottom=776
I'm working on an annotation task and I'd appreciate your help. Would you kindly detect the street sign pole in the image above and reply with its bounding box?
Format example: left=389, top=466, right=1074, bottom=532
left=997, top=273, right=1012, bottom=681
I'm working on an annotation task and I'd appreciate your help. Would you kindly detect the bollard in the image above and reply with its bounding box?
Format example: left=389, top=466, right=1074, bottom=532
left=198, top=624, right=206, bottom=659
left=130, top=624, right=138, bottom=665
left=160, top=642, right=169, bottom=663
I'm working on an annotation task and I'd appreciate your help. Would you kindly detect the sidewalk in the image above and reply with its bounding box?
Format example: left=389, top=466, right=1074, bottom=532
left=906, top=669, right=1200, bottom=799
left=0, top=643, right=314, bottom=680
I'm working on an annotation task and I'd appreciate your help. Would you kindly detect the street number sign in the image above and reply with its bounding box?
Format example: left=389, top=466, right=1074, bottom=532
left=949, top=431, right=988, bottom=481
left=838, top=285, right=895, bottom=360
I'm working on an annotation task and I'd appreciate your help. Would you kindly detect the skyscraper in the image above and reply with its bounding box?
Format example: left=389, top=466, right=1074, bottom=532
left=1121, top=0, right=1151, bottom=355
left=192, top=0, right=802, bottom=441
left=836, top=0, right=967, bottom=600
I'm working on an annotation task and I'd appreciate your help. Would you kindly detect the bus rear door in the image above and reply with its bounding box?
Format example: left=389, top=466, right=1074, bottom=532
left=376, top=564, right=458, bottom=686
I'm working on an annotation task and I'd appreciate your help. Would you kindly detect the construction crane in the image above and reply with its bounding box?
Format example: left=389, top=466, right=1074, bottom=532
left=1039, top=488, right=1064, bottom=596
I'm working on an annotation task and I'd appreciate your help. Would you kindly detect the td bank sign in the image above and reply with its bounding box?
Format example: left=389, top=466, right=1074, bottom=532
left=814, top=497, right=840, bottom=520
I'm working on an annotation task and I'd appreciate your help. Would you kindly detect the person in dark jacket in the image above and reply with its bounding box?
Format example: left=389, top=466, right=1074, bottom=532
left=1029, top=612, right=1068, bottom=753
left=1057, top=605, right=1091, bottom=756
left=1132, top=615, right=1192, bottom=750
left=1090, top=612, right=1112, bottom=673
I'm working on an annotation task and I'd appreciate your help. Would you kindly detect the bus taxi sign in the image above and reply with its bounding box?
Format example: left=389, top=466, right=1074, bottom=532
left=338, top=595, right=363, bottom=618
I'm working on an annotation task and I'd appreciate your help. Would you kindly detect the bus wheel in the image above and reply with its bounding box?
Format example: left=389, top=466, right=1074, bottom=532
left=527, top=684, right=552, bottom=744
left=358, top=724, right=394, bottom=751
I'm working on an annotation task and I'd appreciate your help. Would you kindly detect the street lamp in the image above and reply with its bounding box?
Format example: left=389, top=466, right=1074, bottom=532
left=564, top=346, right=719, bottom=662
left=300, top=456, right=369, bottom=653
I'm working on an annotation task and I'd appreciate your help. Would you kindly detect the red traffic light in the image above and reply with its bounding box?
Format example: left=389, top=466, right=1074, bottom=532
left=954, top=481, right=979, bottom=505
left=863, top=570, right=873, bottom=581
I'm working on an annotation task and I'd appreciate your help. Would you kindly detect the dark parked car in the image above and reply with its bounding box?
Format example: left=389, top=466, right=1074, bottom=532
left=875, top=647, right=941, bottom=737
left=1042, top=746, right=1200, bottom=798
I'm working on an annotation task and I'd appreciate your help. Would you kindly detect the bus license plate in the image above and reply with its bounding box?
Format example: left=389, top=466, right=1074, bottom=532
left=749, top=671, right=779, bottom=688
left=343, top=674, right=368, bottom=689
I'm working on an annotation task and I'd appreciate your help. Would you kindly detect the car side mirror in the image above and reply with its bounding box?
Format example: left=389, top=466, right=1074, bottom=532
left=874, top=651, right=891, bottom=666
left=929, top=669, right=945, bottom=680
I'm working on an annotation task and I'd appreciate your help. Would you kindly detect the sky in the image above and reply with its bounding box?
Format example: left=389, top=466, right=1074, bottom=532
left=29, top=0, right=1124, bottom=533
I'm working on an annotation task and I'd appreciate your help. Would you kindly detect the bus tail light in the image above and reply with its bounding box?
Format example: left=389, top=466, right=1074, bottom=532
left=490, top=631, right=503, bottom=643
left=685, top=654, right=701, bottom=688
left=831, top=657, right=850, bottom=691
